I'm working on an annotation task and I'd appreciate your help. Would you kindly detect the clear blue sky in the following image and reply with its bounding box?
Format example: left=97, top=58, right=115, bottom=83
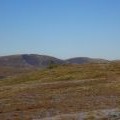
left=0, top=0, right=120, bottom=59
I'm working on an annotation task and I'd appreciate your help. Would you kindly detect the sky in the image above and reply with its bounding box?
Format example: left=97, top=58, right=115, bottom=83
left=0, top=0, right=120, bottom=60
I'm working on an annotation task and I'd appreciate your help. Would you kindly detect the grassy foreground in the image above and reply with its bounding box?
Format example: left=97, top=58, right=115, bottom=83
left=0, top=62, right=120, bottom=119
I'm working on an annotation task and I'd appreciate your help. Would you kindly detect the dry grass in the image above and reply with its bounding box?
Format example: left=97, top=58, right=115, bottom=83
left=0, top=62, right=120, bottom=119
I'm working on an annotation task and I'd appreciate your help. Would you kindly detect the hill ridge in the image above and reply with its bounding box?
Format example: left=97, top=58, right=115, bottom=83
left=0, top=54, right=110, bottom=68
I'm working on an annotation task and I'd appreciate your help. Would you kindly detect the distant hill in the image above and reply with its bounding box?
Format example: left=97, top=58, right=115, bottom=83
left=0, top=54, right=111, bottom=69
left=66, top=57, right=109, bottom=64
left=0, top=54, right=65, bottom=68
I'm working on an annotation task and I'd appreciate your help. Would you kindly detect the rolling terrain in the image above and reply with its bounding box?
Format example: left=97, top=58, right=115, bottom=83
left=66, top=57, right=109, bottom=64
left=0, top=54, right=120, bottom=119
left=0, top=54, right=65, bottom=68
left=0, top=54, right=110, bottom=68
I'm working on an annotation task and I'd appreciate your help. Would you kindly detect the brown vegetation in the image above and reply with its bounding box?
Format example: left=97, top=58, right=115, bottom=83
left=0, top=62, right=120, bottom=119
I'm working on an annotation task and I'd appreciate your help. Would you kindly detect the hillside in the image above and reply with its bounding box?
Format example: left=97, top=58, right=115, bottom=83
left=0, top=62, right=120, bottom=119
left=66, top=57, right=109, bottom=64
left=0, top=54, right=113, bottom=81
left=0, top=54, right=65, bottom=68
left=0, top=54, right=110, bottom=69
